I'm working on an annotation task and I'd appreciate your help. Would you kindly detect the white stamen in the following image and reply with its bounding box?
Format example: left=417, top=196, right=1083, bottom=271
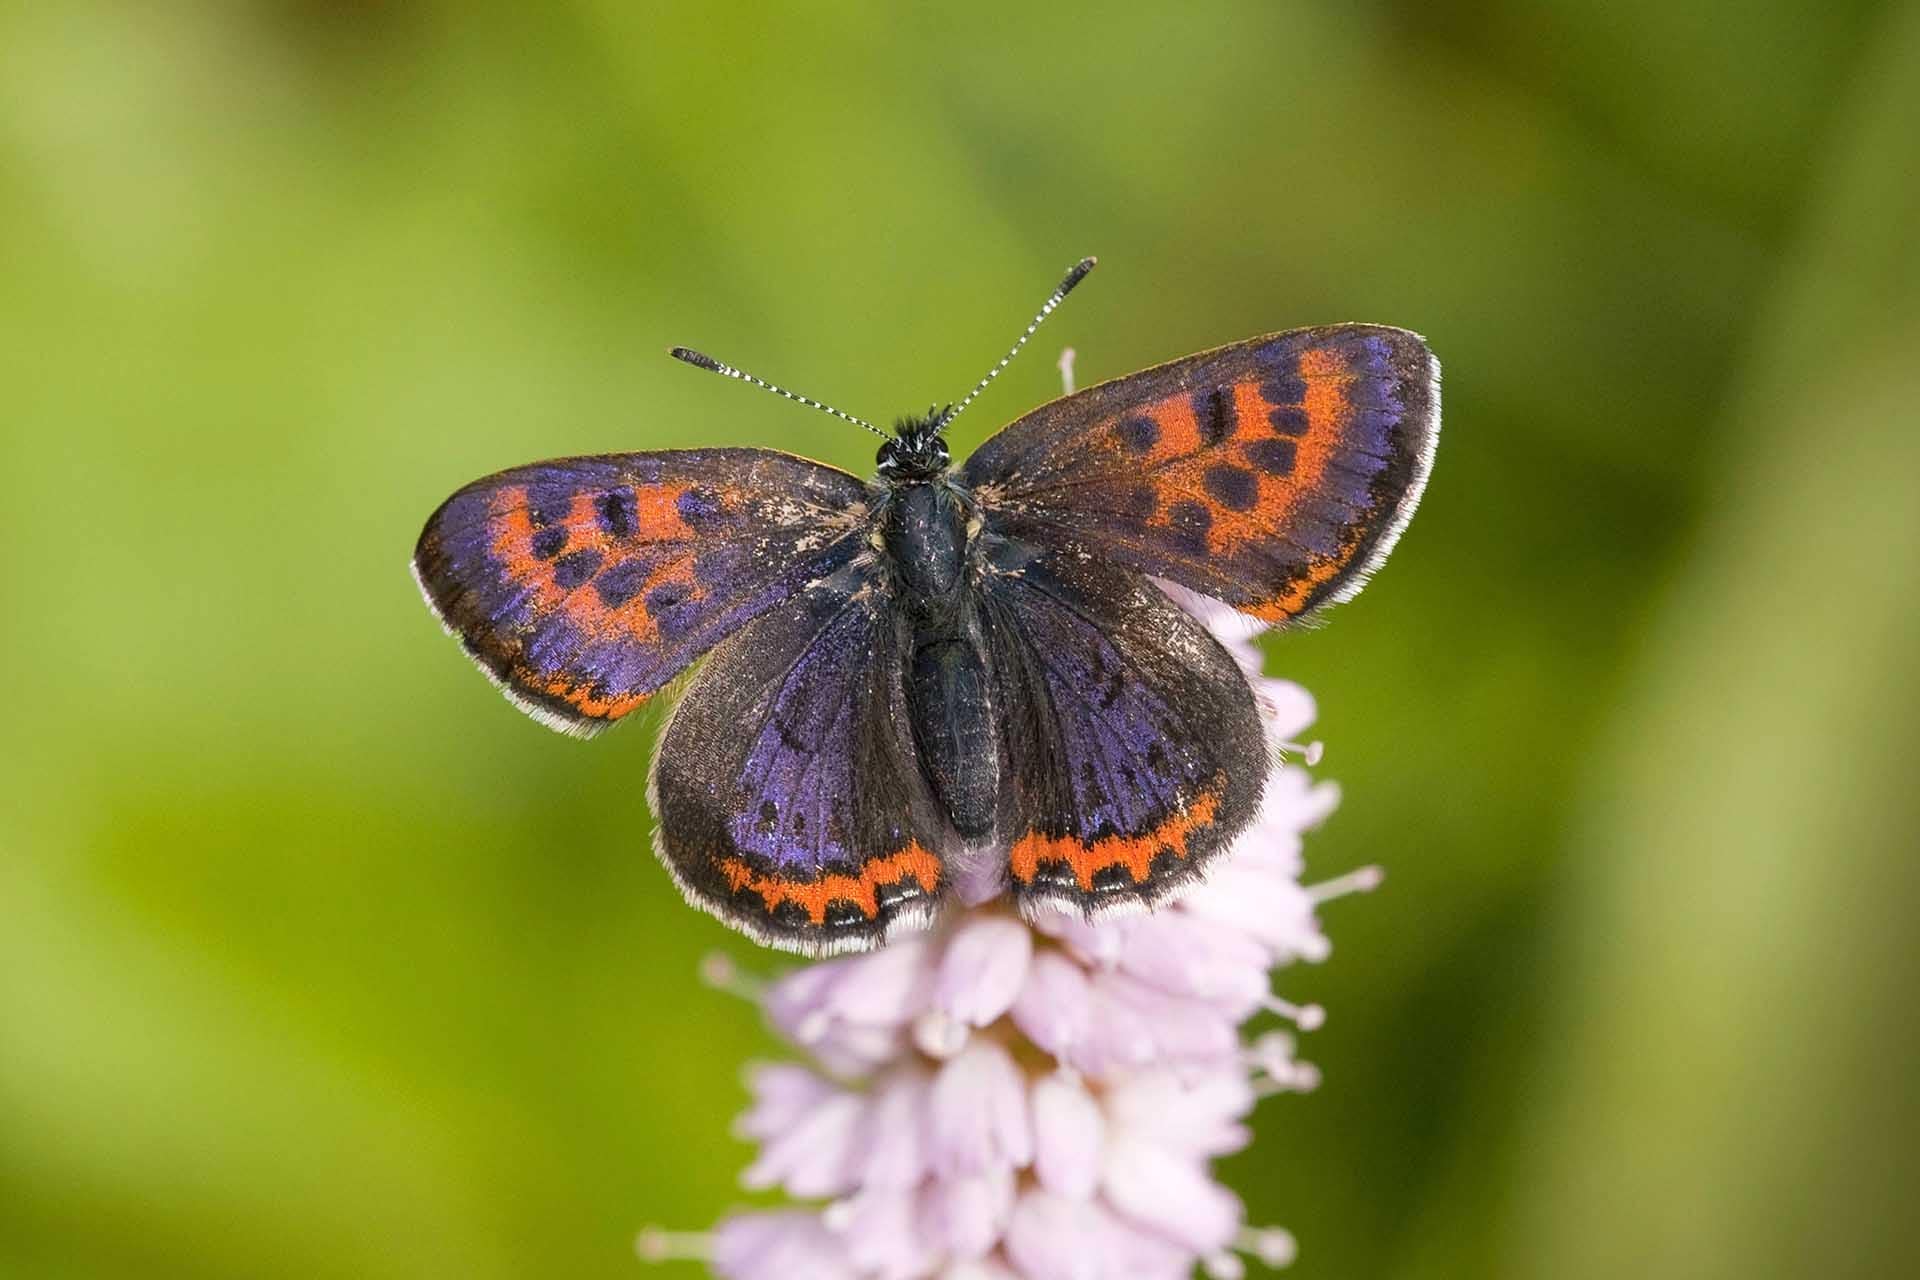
left=634, top=1226, right=713, bottom=1263
left=912, top=1007, right=970, bottom=1059
left=1277, top=739, right=1324, bottom=766
left=1261, top=995, right=1325, bottom=1031
left=1306, top=865, right=1385, bottom=904
left=1244, top=1029, right=1296, bottom=1073
left=1237, top=1225, right=1299, bottom=1268
left=698, top=951, right=765, bottom=1002
left=1254, top=1060, right=1322, bottom=1096
left=1203, top=1248, right=1248, bottom=1279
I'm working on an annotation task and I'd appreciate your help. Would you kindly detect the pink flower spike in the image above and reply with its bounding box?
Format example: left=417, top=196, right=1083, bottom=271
left=663, top=595, right=1383, bottom=1276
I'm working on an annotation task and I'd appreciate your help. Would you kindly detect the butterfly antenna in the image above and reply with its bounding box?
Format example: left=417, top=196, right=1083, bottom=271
left=668, top=346, right=889, bottom=440
left=938, top=256, right=1096, bottom=430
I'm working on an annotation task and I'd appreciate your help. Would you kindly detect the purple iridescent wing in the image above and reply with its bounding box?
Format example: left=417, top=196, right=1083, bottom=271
left=979, top=543, right=1267, bottom=916
left=962, top=325, right=1439, bottom=625
left=412, top=449, right=868, bottom=736
left=650, top=578, right=949, bottom=955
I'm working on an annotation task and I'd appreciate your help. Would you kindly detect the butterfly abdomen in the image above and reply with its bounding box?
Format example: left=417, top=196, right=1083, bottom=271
left=905, top=635, right=997, bottom=839
left=882, top=479, right=1000, bottom=839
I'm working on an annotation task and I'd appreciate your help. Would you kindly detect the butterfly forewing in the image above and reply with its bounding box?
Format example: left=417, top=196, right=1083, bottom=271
left=413, top=448, right=869, bottom=736
left=963, top=324, right=1439, bottom=625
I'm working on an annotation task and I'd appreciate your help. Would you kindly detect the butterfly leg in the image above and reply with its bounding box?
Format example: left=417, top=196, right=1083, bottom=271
left=1057, top=346, right=1077, bottom=395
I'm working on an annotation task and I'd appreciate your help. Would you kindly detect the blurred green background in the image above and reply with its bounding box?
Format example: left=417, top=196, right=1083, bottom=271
left=4, top=2, right=1918, bottom=1277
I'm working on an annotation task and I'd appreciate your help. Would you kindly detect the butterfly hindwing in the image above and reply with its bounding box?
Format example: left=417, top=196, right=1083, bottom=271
left=412, top=449, right=868, bottom=736
left=649, top=573, right=951, bottom=955
left=963, top=324, right=1439, bottom=625
left=980, top=544, right=1267, bottom=916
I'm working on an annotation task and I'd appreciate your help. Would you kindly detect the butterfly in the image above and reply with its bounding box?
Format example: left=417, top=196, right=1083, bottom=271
left=413, top=258, right=1439, bottom=955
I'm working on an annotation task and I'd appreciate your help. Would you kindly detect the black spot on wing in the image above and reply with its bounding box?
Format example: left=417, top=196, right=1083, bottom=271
left=1116, top=415, right=1159, bottom=454
left=553, top=548, right=602, bottom=589
left=594, top=559, right=648, bottom=607
left=1196, top=386, right=1237, bottom=446
left=597, top=487, right=638, bottom=537
left=1268, top=406, right=1309, bottom=437
left=1202, top=463, right=1259, bottom=511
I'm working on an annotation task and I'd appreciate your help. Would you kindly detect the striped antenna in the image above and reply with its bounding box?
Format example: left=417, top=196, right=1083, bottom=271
left=668, top=346, right=888, bottom=440
left=938, top=256, right=1097, bottom=430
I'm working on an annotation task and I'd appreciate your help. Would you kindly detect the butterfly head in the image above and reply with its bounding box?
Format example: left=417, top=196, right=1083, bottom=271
left=877, top=409, right=953, bottom=481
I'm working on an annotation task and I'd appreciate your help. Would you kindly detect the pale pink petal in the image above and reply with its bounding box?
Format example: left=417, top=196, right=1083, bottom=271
left=741, top=1091, right=865, bottom=1197
left=1093, top=970, right=1239, bottom=1064
left=1003, top=1190, right=1105, bottom=1280
left=1114, top=911, right=1270, bottom=1010
left=930, top=1038, right=1032, bottom=1175
left=1009, top=950, right=1092, bottom=1058
left=940, top=1258, right=1022, bottom=1280
left=713, top=1210, right=859, bottom=1280
left=936, top=914, right=1033, bottom=1026
left=1064, top=972, right=1161, bottom=1077
left=1101, top=1136, right=1242, bottom=1253
left=810, top=1020, right=912, bottom=1076
left=1030, top=909, right=1124, bottom=967
left=1088, top=1197, right=1200, bottom=1279
left=1104, top=1066, right=1255, bottom=1157
left=1256, top=767, right=1340, bottom=836
left=1249, top=675, right=1317, bottom=741
left=1031, top=1070, right=1105, bottom=1198
left=733, top=1062, right=838, bottom=1142
left=820, top=934, right=937, bottom=1023
left=825, top=1187, right=938, bottom=1279
left=925, top=1164, right=1016, bottom=1259
left=857, top=1067, right=931, bottom=1187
